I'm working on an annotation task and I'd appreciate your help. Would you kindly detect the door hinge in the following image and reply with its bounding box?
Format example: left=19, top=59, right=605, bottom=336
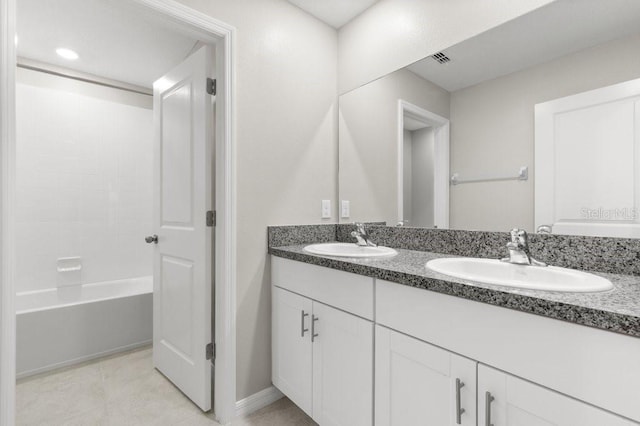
left=206, top=78, right=216, bottom=95
left=206, top=342, right=215, bottom=360
left=206, top=210, right=216, bottom=227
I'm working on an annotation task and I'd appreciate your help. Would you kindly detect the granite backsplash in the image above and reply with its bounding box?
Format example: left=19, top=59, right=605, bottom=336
left=268, top=224, right=640, bottom=277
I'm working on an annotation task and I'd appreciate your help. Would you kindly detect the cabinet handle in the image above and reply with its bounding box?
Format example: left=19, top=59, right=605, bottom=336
left=300, top=310, right=309, bottom=337
left=311, top=315, right=319, bottom=342
left=455, top=378, right=465, bottom=424
left=485, top=391, right=495, bottom=426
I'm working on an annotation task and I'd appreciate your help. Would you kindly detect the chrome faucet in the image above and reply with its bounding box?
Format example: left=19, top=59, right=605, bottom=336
left=501, top=228, right=546, bottom=267
left=351, top=223, right=377, bottom=247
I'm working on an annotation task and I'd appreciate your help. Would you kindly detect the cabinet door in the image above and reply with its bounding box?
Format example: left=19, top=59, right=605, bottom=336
left=272, top=287, right=313, bottom=416
left=375, top=326, right=477, bottom=426
left=312, top=302, right=373, bottom=426
left=478, top=364, right=637, bottom=426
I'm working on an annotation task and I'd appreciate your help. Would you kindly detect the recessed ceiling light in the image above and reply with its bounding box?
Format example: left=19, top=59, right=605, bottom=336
left=56, top=48, right=79, bottom=60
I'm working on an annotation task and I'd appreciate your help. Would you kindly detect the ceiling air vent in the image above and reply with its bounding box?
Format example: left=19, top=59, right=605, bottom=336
left=431, top=52, right=451, bottom=64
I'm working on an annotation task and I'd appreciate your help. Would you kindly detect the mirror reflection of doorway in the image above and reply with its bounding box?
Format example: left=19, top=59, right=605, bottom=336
left=402, top=122, right=435, bottom=228
left=398, top=100, right=450, bottom=229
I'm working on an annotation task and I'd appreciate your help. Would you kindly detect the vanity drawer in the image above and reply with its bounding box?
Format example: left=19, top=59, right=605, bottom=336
left=271, top=256, right=374, bottom=320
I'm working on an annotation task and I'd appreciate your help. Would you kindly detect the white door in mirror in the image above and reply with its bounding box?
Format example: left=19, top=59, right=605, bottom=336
left=304, top=243, right=397, bottom=258
left=535, top=78, right=640, bottom=238
left=426, top=258, right=613, bottom=293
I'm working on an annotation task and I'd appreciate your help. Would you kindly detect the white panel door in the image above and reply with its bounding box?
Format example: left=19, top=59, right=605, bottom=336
left=478, top=364, right=638, bottom=426
left=272, top=287, right=313, bottom=416
left=152, top=45, right=214, bottom=411
left=535, top=78, right=640, bottom=237
left=312, top=302, right=373, bottom=426
left=375, top=325, right=476, bottom=426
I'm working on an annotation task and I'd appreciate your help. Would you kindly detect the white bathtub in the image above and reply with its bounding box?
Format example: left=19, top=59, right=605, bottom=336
left=16, top=276, right=153, bottom=378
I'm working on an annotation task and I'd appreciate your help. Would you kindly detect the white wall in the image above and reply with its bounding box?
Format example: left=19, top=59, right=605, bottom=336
left=15, top=68, right=153, bottom=292
left=338, top=0, right=556, bottom=94
left=450, top=32, right=640, bottom=232
left=340, top=68, right=449, bottom=225
left=176, top=0, right=338, bottom=401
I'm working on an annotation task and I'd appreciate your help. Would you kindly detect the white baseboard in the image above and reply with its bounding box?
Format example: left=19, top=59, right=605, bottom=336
left=235, top=386, right=284, bottom=418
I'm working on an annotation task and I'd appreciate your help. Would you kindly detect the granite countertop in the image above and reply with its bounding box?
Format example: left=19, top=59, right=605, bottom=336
left=269, top=243, right=640, bottom=338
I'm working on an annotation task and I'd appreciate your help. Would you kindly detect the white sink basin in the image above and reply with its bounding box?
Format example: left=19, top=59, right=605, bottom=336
left=304, top=243, right=397, bottom=258
left=426, top=257, right=613, bottom=293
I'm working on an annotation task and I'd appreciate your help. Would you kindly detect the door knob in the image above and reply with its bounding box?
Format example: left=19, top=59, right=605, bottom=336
left=145, top=234, right=158, bottom=244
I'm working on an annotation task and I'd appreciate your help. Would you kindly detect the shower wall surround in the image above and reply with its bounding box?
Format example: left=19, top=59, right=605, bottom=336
left=15, top=68, right=153, bottom=292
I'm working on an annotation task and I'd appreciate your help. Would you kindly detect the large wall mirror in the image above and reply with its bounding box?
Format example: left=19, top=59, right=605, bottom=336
left=338, top=0, right=640, bottom=237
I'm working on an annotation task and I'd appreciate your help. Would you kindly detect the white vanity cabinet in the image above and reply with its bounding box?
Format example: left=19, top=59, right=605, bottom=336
left=478, top=364, right=637, bottom=426
left=272, top=257, right=374, bottom=426
left=272, top=287, right=313, bottom=414
left=311, top=301, right=373, bottom=426
left=376, top=278, right=640, bottom=424
left=376, top=323, right=637, bottom=426
left=272, top=256, right=640, bottom=425
left=375, top=326, right=477, bottom=426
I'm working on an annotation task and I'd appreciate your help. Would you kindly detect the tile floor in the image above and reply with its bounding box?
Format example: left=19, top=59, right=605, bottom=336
left=16, top=346, right=316, bottom=426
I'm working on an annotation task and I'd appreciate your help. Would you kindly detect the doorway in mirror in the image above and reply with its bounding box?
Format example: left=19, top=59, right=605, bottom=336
left=397, top=101, right=449, bottom=229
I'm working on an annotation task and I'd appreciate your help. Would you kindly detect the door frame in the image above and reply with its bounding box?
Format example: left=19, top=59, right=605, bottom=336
left=397, top=100, right=450, bottom=229
left=0, top=0, right=16, bottom=423
left=0, top=0, right=237, bottom=424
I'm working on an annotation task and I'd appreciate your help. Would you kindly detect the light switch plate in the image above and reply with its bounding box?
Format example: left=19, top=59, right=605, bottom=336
left=321, top=200, right=331, bottom=218
left=341, top=200, right=350, bottom=218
